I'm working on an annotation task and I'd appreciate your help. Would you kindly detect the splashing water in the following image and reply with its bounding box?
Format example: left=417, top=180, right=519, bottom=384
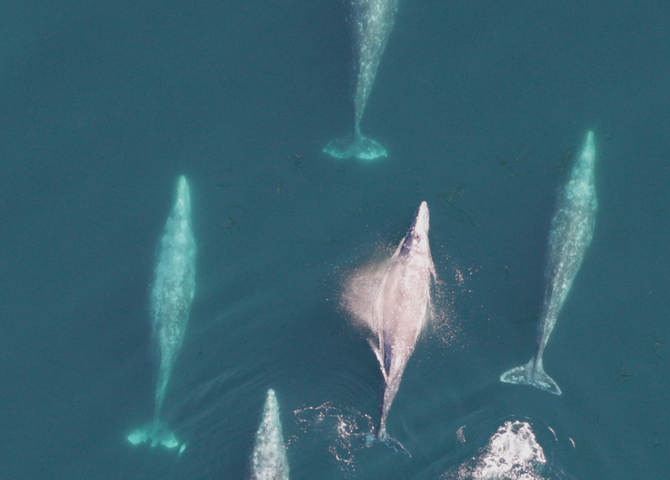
left=445, top=421, right=553, bottom=480
left=293, top=402, right=374, bottom=473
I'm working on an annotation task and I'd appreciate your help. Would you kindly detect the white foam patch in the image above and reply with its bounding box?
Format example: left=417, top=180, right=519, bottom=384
left=446, top=421, right=549, bottom=480
left=293, top=402, right=374, bottom=473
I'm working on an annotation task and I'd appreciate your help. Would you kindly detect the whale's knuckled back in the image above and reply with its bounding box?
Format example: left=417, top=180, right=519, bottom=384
left=500, top=358, right=562, bottom=396
left=324, top=133, right=387, bottom=161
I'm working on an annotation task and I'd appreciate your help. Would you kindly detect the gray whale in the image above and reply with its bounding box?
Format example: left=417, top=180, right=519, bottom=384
left=250, top=389, right=289, bottom=480
left=324, top=0, right=399, bottom=160
left=501, top=131, right=598, bottom=395
left=128, top=176, right=196, bottom=450
left=344, top=202, right=436, bottom=454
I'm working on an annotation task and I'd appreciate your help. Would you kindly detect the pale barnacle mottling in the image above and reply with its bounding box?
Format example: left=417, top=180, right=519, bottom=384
left=324, top=0, right=398, bottom=159
left=541, top=131, right=597, bottom=355
left=127, top=176, right=196, bottom=450
left=151, top=176, right=197, bottom=419
left=351, top=0, right=399, bottom=132
left=500, top=131, right=597, bottom=396
left=251, top=389, right=289, bottom=480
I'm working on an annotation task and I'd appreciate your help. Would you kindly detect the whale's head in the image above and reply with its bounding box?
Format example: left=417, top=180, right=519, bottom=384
left=176, top=175, right=191, bottom=215
left=414, top=201, right=430, bottom=235
left=400, top=201, right=430, bottom=258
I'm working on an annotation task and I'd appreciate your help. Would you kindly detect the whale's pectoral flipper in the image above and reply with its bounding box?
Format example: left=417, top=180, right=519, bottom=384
left=323, top=133, right=387, bottom=161
left=500, top=358, right=562, bottom=396
left=127, top=421, right=180, bottom=449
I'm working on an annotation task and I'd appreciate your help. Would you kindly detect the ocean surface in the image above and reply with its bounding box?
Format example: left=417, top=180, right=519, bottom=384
left=2, top=1, right=669, bottom=479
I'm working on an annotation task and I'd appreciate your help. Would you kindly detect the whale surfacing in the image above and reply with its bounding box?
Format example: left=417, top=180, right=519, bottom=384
left=324, top=0, right=399, bottom=160
left=501, top=131, right=598, bottom=395
left=250, top=389, right=289, bottom=480
left=344, top=201, right=436, bottom=455
left=128, top=176, right=197, bottom=449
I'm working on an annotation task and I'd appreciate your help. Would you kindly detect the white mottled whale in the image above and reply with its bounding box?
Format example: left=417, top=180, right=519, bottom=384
left=250, top=389, right=289, bottom=480
left=128, top=176, right=196, bottom=450
left=501, top=131, right=597, bottom=395
left=324, top=0, right=399, bottom=160
left=344, top=201, right=436, bottom=454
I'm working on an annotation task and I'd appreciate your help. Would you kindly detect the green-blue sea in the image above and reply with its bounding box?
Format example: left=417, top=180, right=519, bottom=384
left=1, top=1, right=668, bottom=478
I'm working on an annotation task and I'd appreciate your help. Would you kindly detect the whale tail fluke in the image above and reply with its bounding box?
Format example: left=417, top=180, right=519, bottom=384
left=127, top=420, right=180, bottom=449
left=352, top=432, right=411, bottom=456
left=323, top=133, right=387, bottom=160
left=500, top=358, right=562, bottom=396
left=379, top=434, right=411, bottom=457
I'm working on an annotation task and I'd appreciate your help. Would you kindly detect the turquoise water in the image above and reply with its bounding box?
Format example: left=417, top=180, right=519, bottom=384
left=2, top=1, right=669, bottom=478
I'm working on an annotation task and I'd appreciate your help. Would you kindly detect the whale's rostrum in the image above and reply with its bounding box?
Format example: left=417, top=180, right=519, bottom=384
left=501, top=131, right=597, bottom=395
left=324, top=0, right=399, bottom=160
left=128, top=175, right=197, bottom=449
left=344, top=201, right=436, bottom=455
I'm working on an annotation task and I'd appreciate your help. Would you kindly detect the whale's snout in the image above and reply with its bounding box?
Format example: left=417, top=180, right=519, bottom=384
left=414, top=201, right=429, bottom=234
left=176, top=176, right=191, bottom=213
left=400, top=202, right=430, bottom=257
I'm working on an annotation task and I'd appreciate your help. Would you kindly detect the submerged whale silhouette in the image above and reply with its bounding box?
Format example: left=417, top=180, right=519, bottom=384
left=501, top=131, right=598, bottom=395
left=344, top=202, right=436, bottom=455
left=128, top=176, right=196, bottom=450
left=324, top=0, right=399, bottom=160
